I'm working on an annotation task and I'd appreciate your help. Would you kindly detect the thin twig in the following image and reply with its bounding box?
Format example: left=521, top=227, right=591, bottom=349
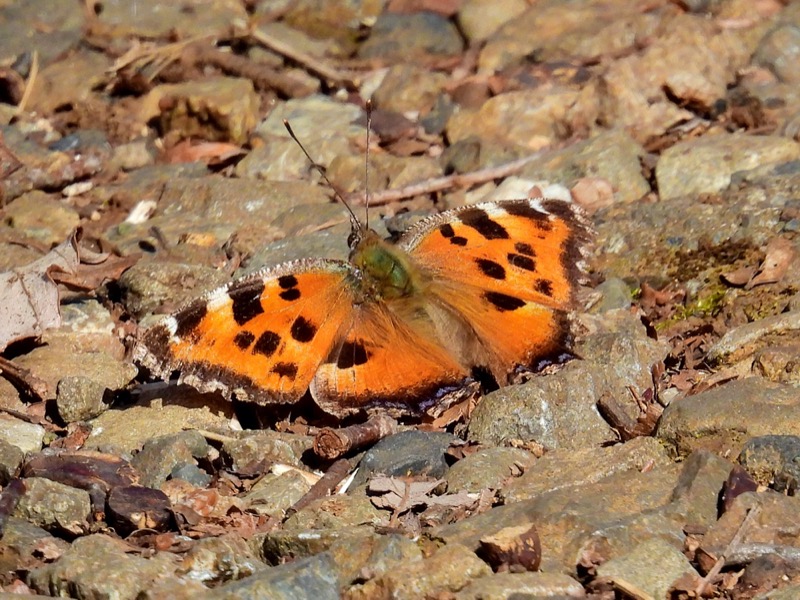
left=345, top=151, right=548, bottom=207
left=14, top=50, right=38, bottom=115
left=235, top=18, right=357, bottom=89
left=696, top=505, right=761, bottom=596
left=0, top=356, right=48, bottom=402
left=285, top=457, right=354, bottom=517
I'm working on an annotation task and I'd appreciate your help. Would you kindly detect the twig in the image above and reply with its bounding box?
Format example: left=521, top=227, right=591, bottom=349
left=234, top=18, right=356, bottom=89
left=313, top=414, right=398, bottom=459
left=14, top=50, right=38, bottom=115
left=0, top=356, right=48, bottom=402
left=696, top=505, right=761, bottom=596
left=345, top=151, right=548, bottom=207
left=285, top=457, right=354, bottom=517
left=194, top=429, right=238, bottom=444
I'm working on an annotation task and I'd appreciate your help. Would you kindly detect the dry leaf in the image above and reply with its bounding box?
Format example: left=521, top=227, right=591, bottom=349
left=0, top=233, right=79, bottom=351
left=746, top=237, right=796, bottom=289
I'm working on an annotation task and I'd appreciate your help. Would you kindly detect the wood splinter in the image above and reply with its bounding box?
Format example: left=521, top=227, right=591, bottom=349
left=313, top=414, right=399, bottom=460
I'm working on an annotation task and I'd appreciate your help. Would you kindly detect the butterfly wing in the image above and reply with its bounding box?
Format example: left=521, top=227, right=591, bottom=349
left=399, top=198, right=591, bottom=380
left=133, top=259, right=355, bottom=405
left=311, top=301, right=470, bottom=417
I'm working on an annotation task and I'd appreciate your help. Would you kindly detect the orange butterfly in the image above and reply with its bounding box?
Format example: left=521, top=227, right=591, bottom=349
left=133, top=194, right=591, bottom=418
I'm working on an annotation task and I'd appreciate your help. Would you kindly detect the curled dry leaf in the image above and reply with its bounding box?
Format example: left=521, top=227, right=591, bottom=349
left=746, top=237, right=796, bottom=289
left=0, top=233, right=79, bottom=351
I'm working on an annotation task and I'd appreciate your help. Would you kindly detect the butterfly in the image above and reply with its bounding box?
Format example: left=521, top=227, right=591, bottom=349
left=133, top=192, right=591, bottom=418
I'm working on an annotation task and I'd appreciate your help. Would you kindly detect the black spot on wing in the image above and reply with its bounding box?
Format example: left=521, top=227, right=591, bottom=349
left=439, top=223, right=468, bottom=247
left=253, top=330, right=281, bottom=357
left=272, top=362, right=298, bottom=380
left=290, top=316, right=317, bottom=343
left=336, top=340, right=370, bottom=369
left=278, top=275, right=298, bottom=289
left=233, top=331, right=255, bottom=350
left=507, top=253, right=536, bottom=272
left=279, top=288, right=301, bottom=301
left=476, top=258, right=506, bottom=280
left=485, top=291, right=525, bottom=312
left=174, top=303, right=207, bottom=338
left=504, top=202, right=552, bottom=231
left=515, top=242, right=536, bottom=257
left=535, top=279, right=554, bottom=297
left=460, top=208, right=509, bottom=240
left=229, top=281, right=265, bottom=325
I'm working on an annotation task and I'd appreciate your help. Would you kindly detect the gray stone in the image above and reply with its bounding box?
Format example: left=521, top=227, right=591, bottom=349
left=457, top=0, right=528, bottom=43
left=27, top=534, right=178, bottom=599
left=132, top=430, right=210, bottom=489
left=657, top=378, right=800, bottom=458
left=178, top=535, right=263, bottom=585
left=0, top=416, right=45, bottom=456
left=13, top=477, right=91, bottom=535
left=358, top=12, right=463, bottom=60
left=244, top=470, right=312, bottom=519
left=371, top=64, right=447, bottom=115
left=56, top=375, right=109, bottom=423
left=739, top=435, right=800, bottom=491
left=352, top=430, right=459, bottom=487
left=282, top=495, right=384, bottom=533
left=656, top=134, right=800, bottom=201
left=456, top=572, right=586, bottom=599
left=170, top=463, right=212, bottom=488
left=3, top=190, right=80, bottom=245
left=596, top=538, right=697, bottom=599
left=0, top=438, right=24, bottom=484
left=256, top=526, right=376, bottom=567
left=445, top=447, right=537, bottom=494
left=0, top=516, right=70, bottom=565
left=222, top=430, right=314, bottom=472
left=754, top=24, right=800, bottom=84
left=208, top=552, right=340, bottom=600
left=668, top=450, right=736, bottom=528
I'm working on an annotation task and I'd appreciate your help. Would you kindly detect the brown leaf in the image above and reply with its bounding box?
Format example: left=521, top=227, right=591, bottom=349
left=720, top=265, right=756, bottom=287
left=0, top=233, right=79, bottom=351
left=746, top=237, right=796, bottom=289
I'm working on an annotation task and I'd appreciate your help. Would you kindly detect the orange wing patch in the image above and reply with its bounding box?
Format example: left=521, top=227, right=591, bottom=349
left=311, top=305, right=469, bottom=417
left=403, top=199, right=589, bottom=311
left=134, top=261, right=353, bottom=404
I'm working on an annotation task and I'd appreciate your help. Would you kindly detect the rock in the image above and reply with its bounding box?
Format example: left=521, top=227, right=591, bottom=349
left=170, top=463, right=213, bottom=488
left=0, top=416, right=45, bottom=455
left=131, top=430, right=211, bottom=489
left=349, top=543, right=491, bottom=598
left=753, top=343, right=800, bottom=386
left=352, top=430, right=459, bottom=488
left=244, top=469, right=313, bottom=519
left=738, top=435, right=800, bottom=492
left=282, top=495, right=385, bottom=533
left=27, top=534, right=178, bottom=599
left=520, top=129, right=650, bottom=204
left=247, top=95, right=364, bottom=182
left=371, top=64, right=447, bottom=115
left=707, top=310, right=800, bottom=366
left=657, top=378, right=800, bottom=458
left=208, top=552, right=339, bottom=600
left=446, top=87, right=599, bottom=152
left=668, top=450, right=736, bottom=528
left=222, top=430, right=314, bottom=472
left=502, top=437, right=672, bottom=503
left=257, top=526, right=376, bottom=567
left=0, top=438, right=24, bottom=484
left=56, top=375, right=109, bottom=423
left=4, top=190, right=80, bottom=245
left=27, top=49, right=111, bottom=116
left=0, top=517, right=70, bottom=569
left=13, top=477, right=91, bottom=535
left=141, top=77, right=260, bottom=145
left=331, top=533, right=422, bottom=588
left=596, top=538, right=698, bottom=599
left=178, top=534, right=262, bottom=585
left=281, top=0, right=382, bottom=53
left=84, top=394, right=235, bottom=456
left=0, top=0, right=83, bottom=66
left=445, top=447, right=537, bottom=494
left=468, top=309, right=668, bottom=449
left=455, top=572, right=586, bottom=599
left=457, top=0, right=528, bottom=43
left=106, top=485, right=173, bottom=536
left=753, top=24, right=800, bottom=84
left=358, top=12, right=463, bottom=61
left=656, top=134, right=800, bottom=200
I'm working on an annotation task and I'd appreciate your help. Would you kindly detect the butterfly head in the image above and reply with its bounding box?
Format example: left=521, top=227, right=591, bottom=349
left=350, top=229, right=420, bottom=301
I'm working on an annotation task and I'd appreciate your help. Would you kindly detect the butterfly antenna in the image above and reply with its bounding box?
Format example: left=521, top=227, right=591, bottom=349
left=282, top=120, right=363, bottom=238
left=364, top=99, right=372, bottom=229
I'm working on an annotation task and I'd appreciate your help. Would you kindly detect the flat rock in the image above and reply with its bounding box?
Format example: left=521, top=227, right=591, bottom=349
left=131, top=430, right=211, bottom=489
left=656, top=134, right=800, bottom=200
left=738, top=435, right=800, bottom=491
left=0, top=416, right=45, bottom=455
left=455, top=571, right=586, bottom=599
left=596, top=537, right=697, bottom=600
left=244, top=469, right=312, bottom=519
left=657, top=378, right=800, bottom=458
left=97, top=0, right=247, bottom=39
left=371, top=64, right=447, bottom=115
left=358, top=12, right=463, bottom=61
left=3, top=190, right=80, bottom=245
left=222, top=430, right=314, bottom=472
left=445, top=447, right=537, bottom=494
left=178, top=534, right=262, bottom=586
left=27, top=534, right=178, bottom=599
left=457, top=0, right=528, bottom=43
left=13, top=477, right=91, bottom=536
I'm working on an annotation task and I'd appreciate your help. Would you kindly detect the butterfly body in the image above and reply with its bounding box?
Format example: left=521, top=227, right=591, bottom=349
left=134, top=198, right=591, bottom=418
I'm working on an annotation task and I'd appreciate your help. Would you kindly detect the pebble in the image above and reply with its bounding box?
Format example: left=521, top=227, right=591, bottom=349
left=738, top=435, right=800, bottom=492
left=131, top=430, right=211, bottom=489
left=0, top=416, right=45, bottom=456
left=656, top=134, right=800, bottom=200
left=244, top=469, right=313, bottom=518
left=4, top=190, right=80, bottom=245
left=456, top=571, right=586, bottom=599
left=0, top=437, right=24, bottom=485
left=753, top=24, right=800, bottom=84
left=178, top=534, right=262, bottom=585
left=358, top=12, right=463, bottom=60
left=371, top=64, right=447, bottom=115
left=457, top=0, right=528, bottom=43
left=56, top=375, right=109, bottom=423
left=222, top=430, right=314, bottom=472
left=445, top=447, right=537, bottom=494
left=13, top=477, right=91, bottom=536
